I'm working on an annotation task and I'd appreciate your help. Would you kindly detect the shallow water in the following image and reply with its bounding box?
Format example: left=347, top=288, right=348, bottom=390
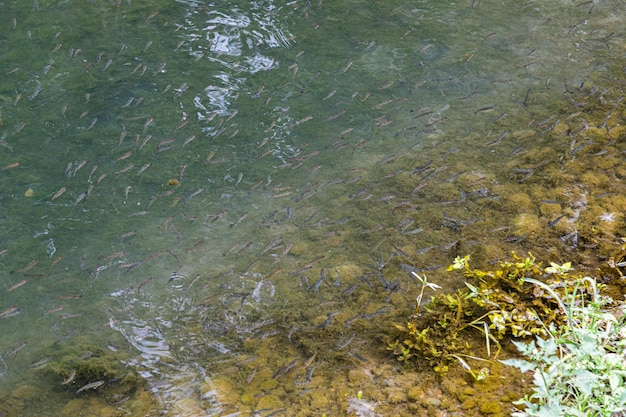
left=1, top=0, right=626, bottom=415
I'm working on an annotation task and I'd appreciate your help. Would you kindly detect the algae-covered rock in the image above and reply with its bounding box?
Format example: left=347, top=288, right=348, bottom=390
left=210, top=376, right=239, bottom=405
left=256, top=393, right=284, bottom=410
left=47, top=343, right=144, bottom=400
left=512, top=213, right=541, bottom=237
left=386, top=387, right=408, bottom=403
left=10, top=384, right=37, bottom=400
left=407, top=385, right=425, bottom=402
left=61, top=398, right=119, bottom=417
left=479, top=400, right=503, bottom=414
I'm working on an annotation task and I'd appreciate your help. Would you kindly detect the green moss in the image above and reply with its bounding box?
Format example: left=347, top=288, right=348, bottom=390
left=479, top=400, right=503, bottom=414
left=47, top=344, right=144, bottom=399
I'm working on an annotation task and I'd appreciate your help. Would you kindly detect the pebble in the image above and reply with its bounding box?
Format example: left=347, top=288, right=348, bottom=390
left=424, top=397, right=442, bottom=407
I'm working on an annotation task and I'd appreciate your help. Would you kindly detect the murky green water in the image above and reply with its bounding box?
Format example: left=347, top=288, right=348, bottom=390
left=1, top=0, right=626, bottom=415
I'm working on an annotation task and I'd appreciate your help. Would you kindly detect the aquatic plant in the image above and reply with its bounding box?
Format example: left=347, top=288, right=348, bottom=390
left=412, top=272, right=441, bottom=314
left=390, top=253, right=596, bottom=374
left=502, top=276, right=626, bottom=416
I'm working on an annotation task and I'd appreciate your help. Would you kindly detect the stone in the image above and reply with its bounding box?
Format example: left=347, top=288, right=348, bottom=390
left=479, top=400, right=503, bottom=414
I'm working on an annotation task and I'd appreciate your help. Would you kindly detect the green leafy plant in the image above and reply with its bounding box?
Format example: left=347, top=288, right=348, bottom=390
left=502, top=276, right=626, bottom=416
left=390, top=253, right=601, bottom=377
left=412, top=272, right=442, bottom=314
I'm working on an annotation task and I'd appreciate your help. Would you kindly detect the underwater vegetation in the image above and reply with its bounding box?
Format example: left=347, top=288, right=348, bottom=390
left=389, top=253, right=598, bottom=374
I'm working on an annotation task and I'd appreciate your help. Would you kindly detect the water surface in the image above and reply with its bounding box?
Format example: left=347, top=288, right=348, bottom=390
left=1, top=0, right=626, bottom=415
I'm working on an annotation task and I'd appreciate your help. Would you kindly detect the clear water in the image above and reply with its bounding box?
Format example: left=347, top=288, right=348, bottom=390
left=1, top=0, right=625, bottom=415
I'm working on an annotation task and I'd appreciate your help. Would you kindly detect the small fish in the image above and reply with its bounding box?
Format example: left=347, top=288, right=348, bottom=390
left=333, top=269, right=341, bottom=287
left=117, top=150, right=133, bottom=161
left=322, top=89, right=336, bottom=100
left=49, top=187, right=66, bottom=201
left=374, top=98, right=394, bottom=109
left=182, top=135, right=196, bottom=146
left=235, top=241, right=253, bottom=256
left=139, top=135, right=152, bottom=149
left=474, top=104, right=497, bottom=114
left=2, top=162, right=20, bottom=171
left=485, top=131, right=508, bottom=147
left=43, top=305, right=65, bottom=315
left=74, top=191, right=89, bottom=205
left=61, top=369, right=76, bottom=385
left=272, top=191, right=292, bottom=198
left=87, top=165, right=98, bottom=182
left=91, top=264, right=108, bottom=281
left=157, top=139, right=175, bottom=152
left=16, top=259, right=37, bottom=273
left=86, top=117, right=97, bottom=130
left=185, top=240, right=205, bottom=254
left=6, top=342, right=27, bottom=358
left=50, top=43, right=62, bottom=54
left=230, top=212, right=249, bottom=228
left=325, top=110, right=345, bottom=122
left=7, top=279, right=28, bottom=292
left=303, top=255, right=325, bottom=267
left=118, top=130, right=128, bottom=147
left=187, top=188, right=204, bottom=200
left=102, top=251, right=127, bottom=261
left=246, top=367, right=257, bottom=384
left=143, top=116, right=154, bottom=131
left=76, top=380, right=105, bottom=394
left=266, top=267, right=282, bottom=279
left=58, top=293, right=83, bottom=300
left=114, top=163, right=134, bottom=174
left=30, top=356, right=51, bottom=368
left=137, top=277, right=153, bottom=291
left=0, top=306, right=20, bottom=319
left=548, top=214, right=567, bottom=228
left=312, top=270, right=325, bottom=295
left=352, top=140, right=369, bottom=153
left=117, top=231, right=137, bottom=240
left=137, top=163, right=151, bottom=176
left=186, top=274, right=201, bottom=290
left=302, top=353, right=317, bottom=369
left=208, top=209, right=228, bottom=223
left=223, top=242, right=241, bottom=257
left=272, top=359, right=298, bottom=379
left=121, top=98, right=134, bottom=108
left=279, top=242, right=293, bottom=258
left=0, top=140, right=14, bottom=152
left=258, top=237, right=282, bottom=257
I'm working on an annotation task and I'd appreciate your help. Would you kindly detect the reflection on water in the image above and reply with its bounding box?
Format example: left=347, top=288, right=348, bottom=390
left=1, top=0, right=626, bottom=415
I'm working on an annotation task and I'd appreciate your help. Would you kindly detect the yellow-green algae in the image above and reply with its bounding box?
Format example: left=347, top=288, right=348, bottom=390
left=0, top=339, right=155, bottom=417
